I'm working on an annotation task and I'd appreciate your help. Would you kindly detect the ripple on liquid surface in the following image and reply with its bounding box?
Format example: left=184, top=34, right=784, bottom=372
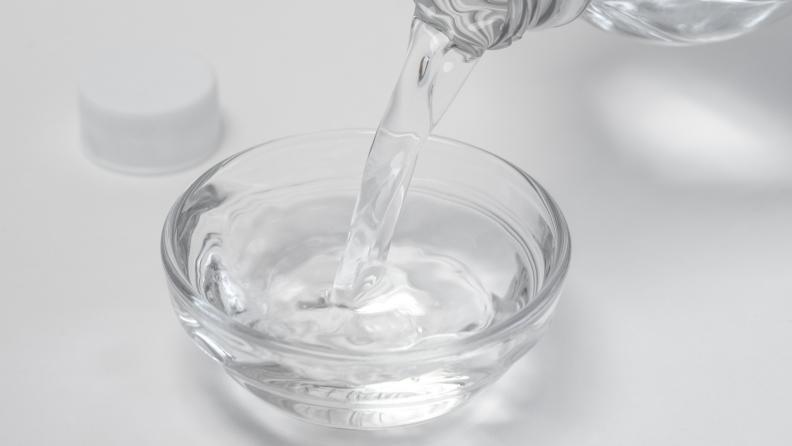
left=192, top=188, right=536, bottom=353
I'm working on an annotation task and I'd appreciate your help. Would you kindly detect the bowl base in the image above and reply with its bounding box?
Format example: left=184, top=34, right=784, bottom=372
left=231, top=374, right=481, bottom=430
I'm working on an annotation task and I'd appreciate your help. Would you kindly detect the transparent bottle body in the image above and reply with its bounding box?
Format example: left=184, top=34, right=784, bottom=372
left=585, top=0, right=792, bottom=44
left=414, top=0, right=792, bottom=54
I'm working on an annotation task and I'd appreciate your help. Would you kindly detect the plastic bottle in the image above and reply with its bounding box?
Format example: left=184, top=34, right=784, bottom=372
left=414, top=0, right=792, bottom=57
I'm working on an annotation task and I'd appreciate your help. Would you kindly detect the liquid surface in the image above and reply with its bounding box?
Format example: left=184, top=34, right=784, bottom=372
left=332, top=20, right=478, bottom=307
left=195, top=188, right=534, bottom=352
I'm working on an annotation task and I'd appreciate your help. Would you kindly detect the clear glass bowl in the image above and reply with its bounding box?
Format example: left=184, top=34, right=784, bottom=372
left=161, top=129, right=571, bottom=429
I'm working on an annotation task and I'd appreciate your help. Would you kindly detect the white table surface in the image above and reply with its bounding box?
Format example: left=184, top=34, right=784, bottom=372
left=2, top=1, right=791, bottom=444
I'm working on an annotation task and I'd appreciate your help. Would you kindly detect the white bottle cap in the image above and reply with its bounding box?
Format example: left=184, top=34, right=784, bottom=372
left=78, top=45, right=220, bottom=174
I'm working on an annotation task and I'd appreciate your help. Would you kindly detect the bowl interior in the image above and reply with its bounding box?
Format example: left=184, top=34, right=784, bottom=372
left=166, top=130, right=568, bottom=354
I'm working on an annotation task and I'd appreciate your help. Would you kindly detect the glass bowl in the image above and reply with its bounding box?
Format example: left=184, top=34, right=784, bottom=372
left=161, top=129, right=571, bottom=429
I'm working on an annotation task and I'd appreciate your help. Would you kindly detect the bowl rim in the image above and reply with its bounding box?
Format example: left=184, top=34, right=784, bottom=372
left=162, top=128, right=571, bottom=362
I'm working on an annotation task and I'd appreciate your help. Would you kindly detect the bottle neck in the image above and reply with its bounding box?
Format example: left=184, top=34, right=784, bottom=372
left=414, top=0, right=591, bottom=58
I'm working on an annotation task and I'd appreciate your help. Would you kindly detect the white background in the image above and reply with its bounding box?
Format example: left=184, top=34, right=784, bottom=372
left=1, top=1, right=791, bottom=444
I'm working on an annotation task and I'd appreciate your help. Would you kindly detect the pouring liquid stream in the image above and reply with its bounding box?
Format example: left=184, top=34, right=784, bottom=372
left=331, top=20, right=478, bottom=308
